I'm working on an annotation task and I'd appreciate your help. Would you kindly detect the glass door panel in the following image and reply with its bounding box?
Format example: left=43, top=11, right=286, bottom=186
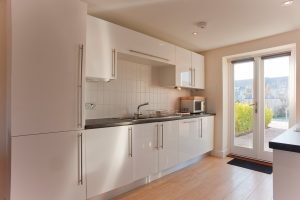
left=232, top=61, right=256, bottom=156
left=263, top=56, right=290, bottom=152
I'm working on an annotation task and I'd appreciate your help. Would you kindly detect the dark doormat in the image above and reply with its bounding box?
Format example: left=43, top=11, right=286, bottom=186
left=227, top=158, right=273, bottom=174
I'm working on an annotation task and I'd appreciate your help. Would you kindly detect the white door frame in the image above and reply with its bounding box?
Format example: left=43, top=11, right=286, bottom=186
left=227, top=44, right=296, bottom=162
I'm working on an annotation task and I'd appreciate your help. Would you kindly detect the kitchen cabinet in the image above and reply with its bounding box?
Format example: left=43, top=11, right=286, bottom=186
left=158, top=120, right=179, bottom=171
left=86, top=16, right=175, bottom=81
left=178, top=118, right=200, bottom=162
left=176, top=47, right=192, bottom=87
left=132, top=123, right=159, bottom=180
left=159, top=48, right=205, bottom=89
left=85, top=126, right=133, bottom=198
left=86, top=16, right=118, bottom=81
left=192, top=52, right=205, bottom=89
left=198, top=116, right=214, bottom=154
left=116, top=30, right=176, bottom=65
left=179, top=116, right=214, bottom=162
left=10, top=0, right=86, bottom=136
left=11, top=131, right=86, bottom=200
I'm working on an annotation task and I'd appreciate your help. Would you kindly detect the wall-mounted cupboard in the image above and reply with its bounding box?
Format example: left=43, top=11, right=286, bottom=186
left=86, top=15, right=175, bottom=81
left=85, top=15, right=205, bottom=89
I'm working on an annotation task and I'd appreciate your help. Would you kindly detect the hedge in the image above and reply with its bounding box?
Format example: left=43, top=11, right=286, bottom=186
left=235, top=103, right=273, bottom=136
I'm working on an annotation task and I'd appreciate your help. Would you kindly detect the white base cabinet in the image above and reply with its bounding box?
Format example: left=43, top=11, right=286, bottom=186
left=83, top=116, right=213, bottom=198
left=11, top=131, right=86, bottom=200
left=179, top=116, right=214, bottom=162
left=132, top=123, right=159, bottom=181
left=158, top=121, right=179, bottom=171
left=200, top=116, right=214, bottom=154
left=178, top=118, right=200, bottom=162
left=85, top=126, right=133, bottom=199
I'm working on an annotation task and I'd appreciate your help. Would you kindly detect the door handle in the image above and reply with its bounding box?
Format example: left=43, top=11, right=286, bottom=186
left=200, top=118, right=203, bottom=138
left=161, top=124, right=164, bottom=149
left=156, top=124, right=160, bottom=150
left=77, top=44, right=84, bottom=128
left=78, top=133, right=83, bottom=185
left=112, top=49, right=117, bottom=78
left=193, top=68, right=196, bottom=86
left=249, top=102, right=258, bottom=113
left=128, top=127, right=133, bottom=157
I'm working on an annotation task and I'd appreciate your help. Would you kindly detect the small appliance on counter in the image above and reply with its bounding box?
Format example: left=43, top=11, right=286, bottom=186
left=180, top=96, right=206, bottom=114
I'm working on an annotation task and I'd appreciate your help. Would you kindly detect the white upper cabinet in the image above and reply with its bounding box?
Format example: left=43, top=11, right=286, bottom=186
left=176, top=47, right=192, bottom=87
left=11, top=131, right=86, bottom=200
left=192, top=52, right=205, bottom=89
left=85, top=126, right=133, bottom=198
left=159, top=48, right=205, bottom=89
left=10, top=0, right=87, bottom=136
left=86, top=15, right=175, bottom=81
left=117, top=30, right=176, bottom=65
left=86, top=16, right=118, bottom=81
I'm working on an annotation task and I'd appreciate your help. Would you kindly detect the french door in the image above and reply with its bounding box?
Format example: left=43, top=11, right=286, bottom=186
left=230, top=52, right=292, bottom=162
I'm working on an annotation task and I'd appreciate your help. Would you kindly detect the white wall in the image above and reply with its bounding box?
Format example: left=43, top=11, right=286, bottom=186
left=194, top=29, right=300, bottom=157
left=0, top=0, right=8, bottom=198
left=85, top=59, right=190, bottom=119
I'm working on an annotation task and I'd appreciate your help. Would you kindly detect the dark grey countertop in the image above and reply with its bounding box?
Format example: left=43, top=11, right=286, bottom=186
left=85, top=113, right=215, bottom=129
left=269, top=124, right=300, bottom=153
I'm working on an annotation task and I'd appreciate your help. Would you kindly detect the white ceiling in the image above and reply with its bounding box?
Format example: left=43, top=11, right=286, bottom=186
left=84, top=0, right=300, bottom=52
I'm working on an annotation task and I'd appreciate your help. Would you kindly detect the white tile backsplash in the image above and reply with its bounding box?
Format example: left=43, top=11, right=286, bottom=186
left=85, top=59, right=191, bottom=119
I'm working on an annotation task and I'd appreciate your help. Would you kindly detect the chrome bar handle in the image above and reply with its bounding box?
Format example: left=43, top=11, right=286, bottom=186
left=183, top=121, right=197, bottom=124
left=190, top=68, right=193, bottom=86
left=161, top=124, right=164, bottom=149
left=128, top=127, right=133, bottom=157
left=193, top=68, right=196, bottom=86
left=78, top=133, right=83, bottom=185
left=112, top=49, right=116, bottom=78
left=129, top=50, right=169, bottom=62
left=156, top=124, right=160, bottom=149
left=78, top=44, right=84, bottom=128
left=200, top=118, right=203, bottom=138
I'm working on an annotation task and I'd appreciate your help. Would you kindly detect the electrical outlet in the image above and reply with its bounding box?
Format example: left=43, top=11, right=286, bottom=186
left=85, top=103, right=96, bottom=110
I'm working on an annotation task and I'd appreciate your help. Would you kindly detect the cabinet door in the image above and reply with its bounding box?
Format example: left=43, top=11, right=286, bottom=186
left=179, top=118, right=200, bottom=162
left=86, top=16, right=117, bottom=81
left=159, top=121, right=179, bottom=171
left=192, top=52, right=205, bottom=89
left=200, top=116, right=214, bottom=154
left=132, top=123, right=159, bottom=181
left=11, top=0, right=87, bottom=136
left=11, top=131, right=86, bottom=200
left=175, top=47, right=192, bottom=87
left=85, top=126, right=133, bottom=198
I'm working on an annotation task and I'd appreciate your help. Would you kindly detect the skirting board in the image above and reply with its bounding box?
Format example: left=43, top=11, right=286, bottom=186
left=88, top=153, right=210, bottom=200
left=211, top=149, right=229, bottom=158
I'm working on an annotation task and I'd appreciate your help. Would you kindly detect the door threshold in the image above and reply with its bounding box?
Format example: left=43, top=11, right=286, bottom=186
left=227, top=154, right=272, bottom=167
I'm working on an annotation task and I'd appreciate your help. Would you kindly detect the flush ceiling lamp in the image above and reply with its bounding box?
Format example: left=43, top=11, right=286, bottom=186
left=282, top=0, right=294, bottom=6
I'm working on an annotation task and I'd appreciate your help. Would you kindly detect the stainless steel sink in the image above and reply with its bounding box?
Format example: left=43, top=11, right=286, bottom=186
left=117, top=115, right=182, bottom=123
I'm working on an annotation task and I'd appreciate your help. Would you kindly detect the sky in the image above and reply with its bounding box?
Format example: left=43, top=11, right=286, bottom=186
left=234, top=56, right=290, bottom=80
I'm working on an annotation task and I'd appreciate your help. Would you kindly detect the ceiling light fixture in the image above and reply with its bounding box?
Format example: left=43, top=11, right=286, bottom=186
left=282, top=0, right=294, bottom=6
left=192, top=32, right=198, bottom=35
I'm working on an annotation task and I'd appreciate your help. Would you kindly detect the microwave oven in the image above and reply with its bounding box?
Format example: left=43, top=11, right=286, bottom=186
left=180, top=96, right=206, bottom=113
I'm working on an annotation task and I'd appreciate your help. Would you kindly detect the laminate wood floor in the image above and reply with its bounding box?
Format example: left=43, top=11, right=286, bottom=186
left=114, top=156, right=273, bottom=200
